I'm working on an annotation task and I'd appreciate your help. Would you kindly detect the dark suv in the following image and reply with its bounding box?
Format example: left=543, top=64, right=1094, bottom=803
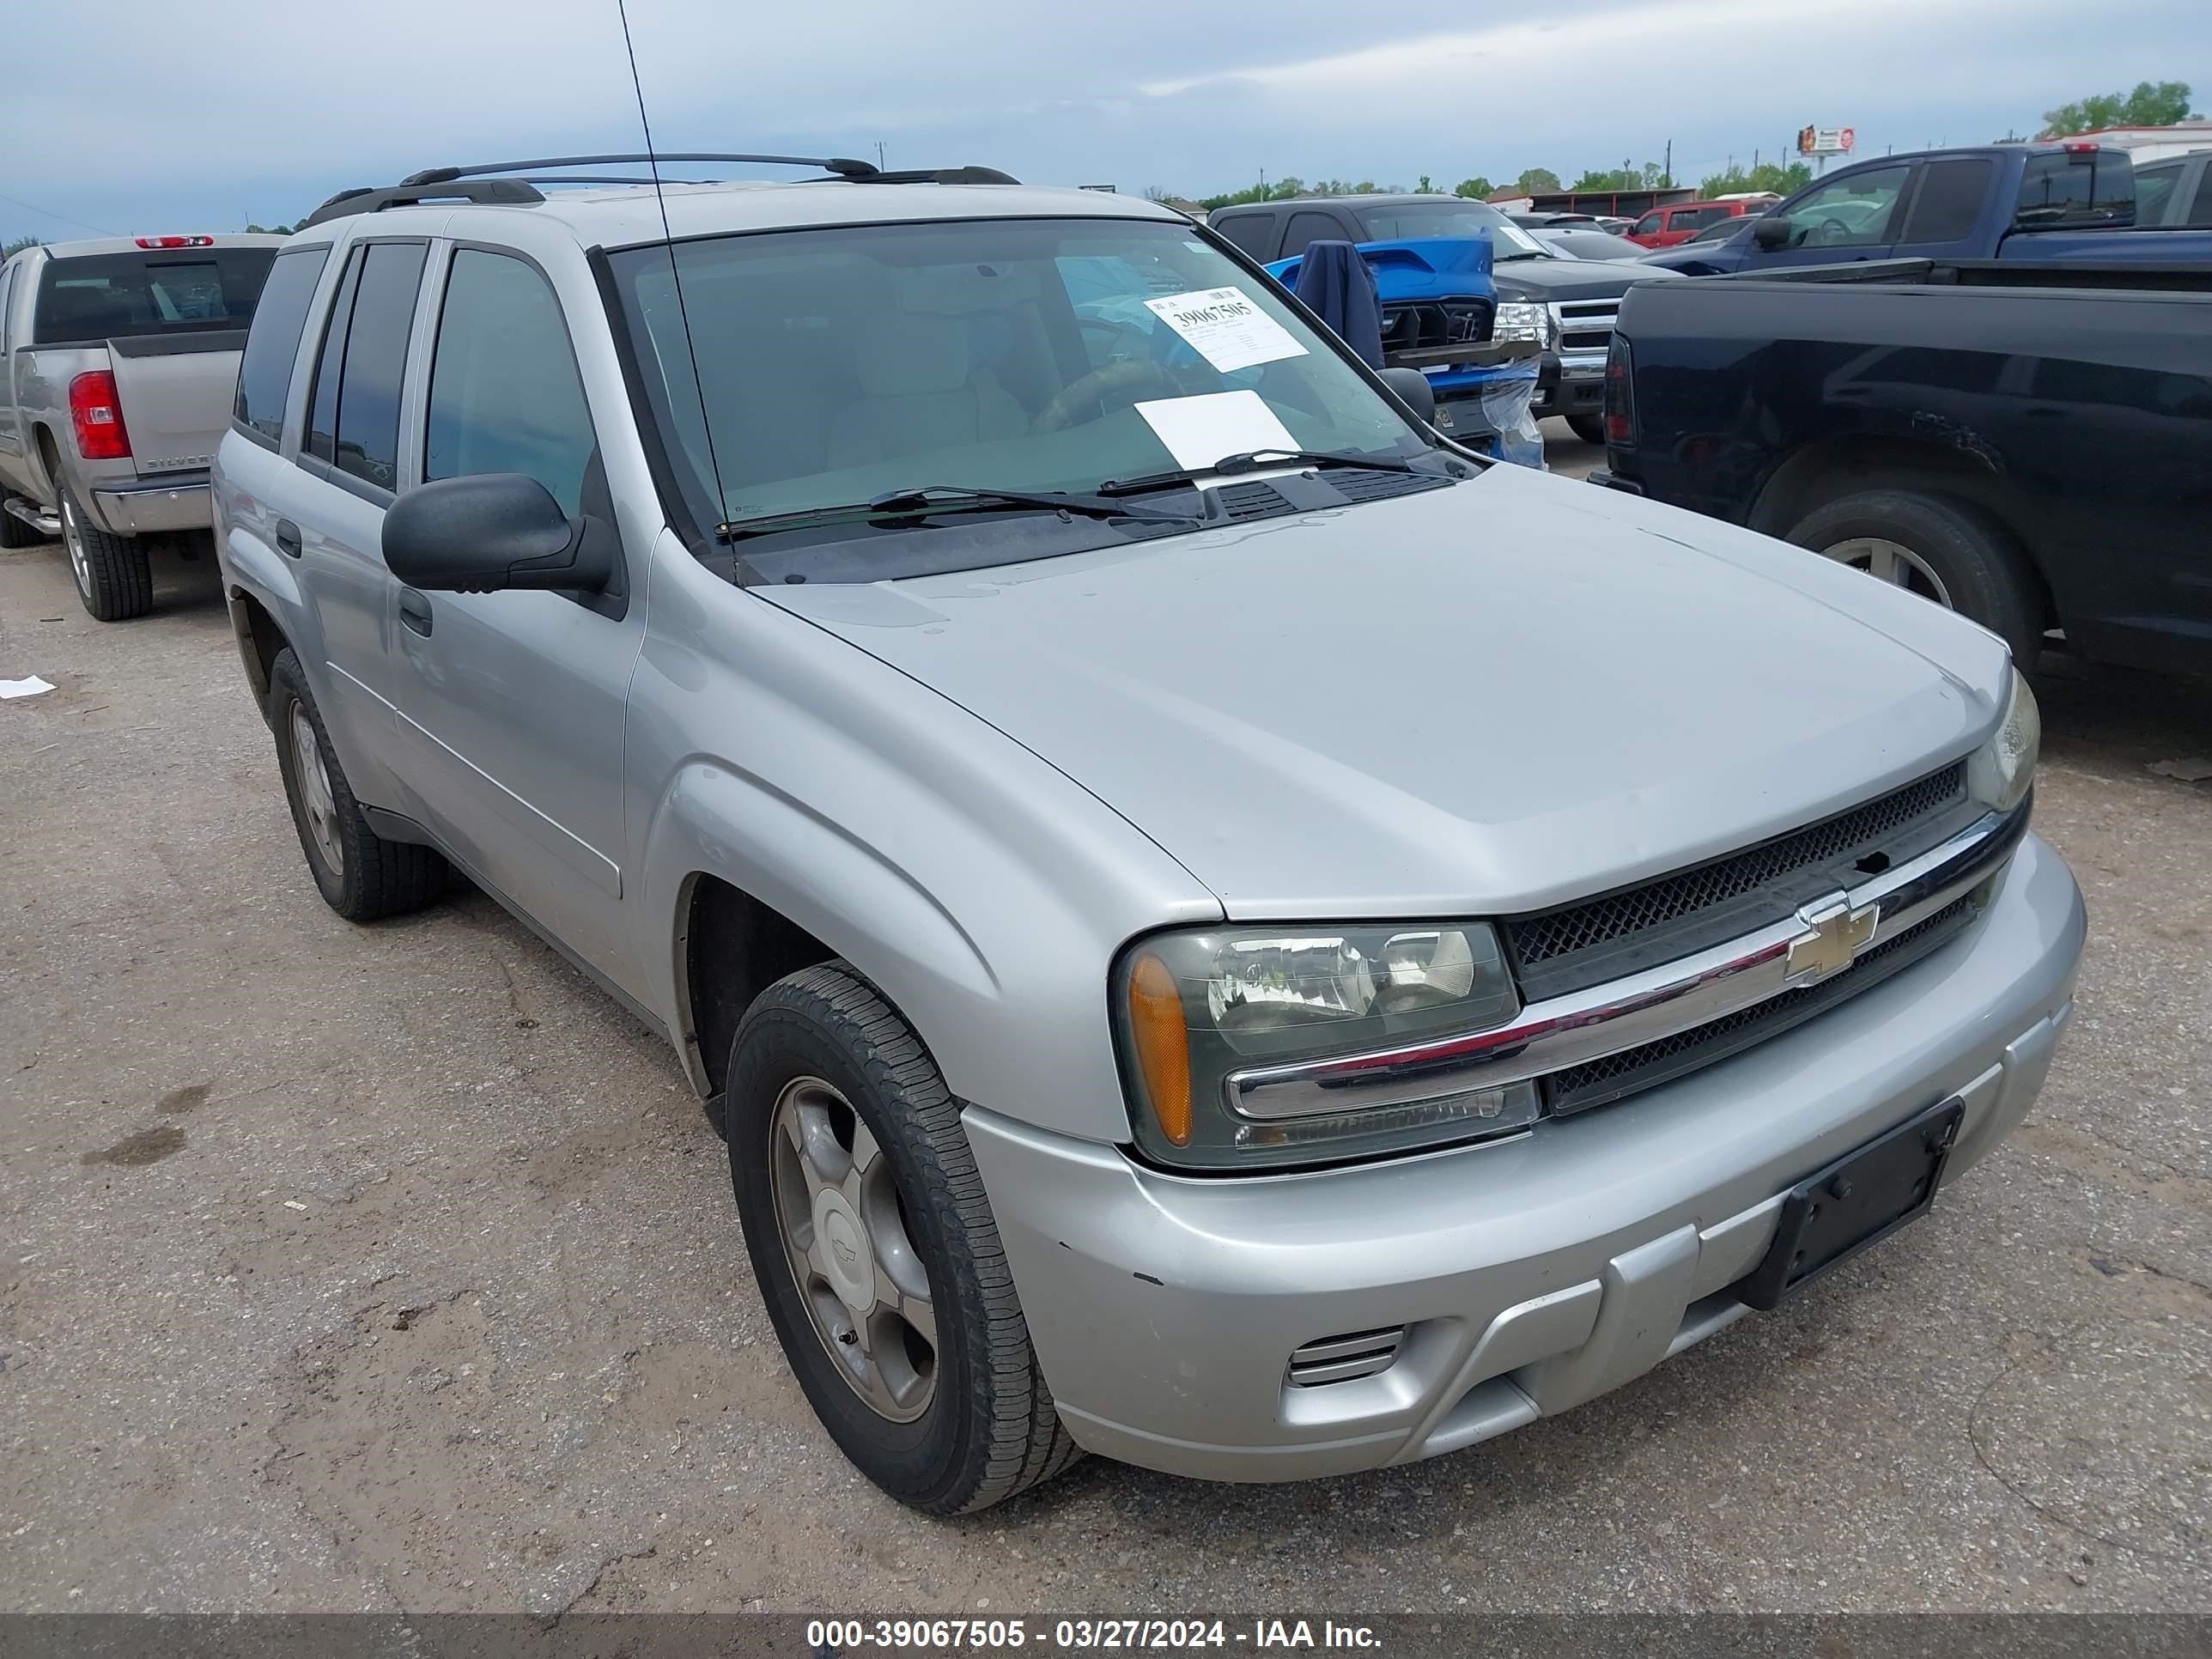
left=1210, top=194, right=1674, bottom=442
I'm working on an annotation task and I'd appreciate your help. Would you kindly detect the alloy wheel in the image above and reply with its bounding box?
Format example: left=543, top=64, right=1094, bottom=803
left=768, top=1075, right=938, bottom=1423
left=1822, top=536, right=1954, bottom=608
left=289, top=705, right=345, bottom=878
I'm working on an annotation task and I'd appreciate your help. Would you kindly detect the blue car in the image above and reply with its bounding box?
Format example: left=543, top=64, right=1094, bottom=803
left=1265, top=238, right=1543, bottom=465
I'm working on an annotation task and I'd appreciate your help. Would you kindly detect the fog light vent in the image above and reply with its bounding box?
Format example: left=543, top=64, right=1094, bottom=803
left=1287, top=1326, right=1406, bottom=1388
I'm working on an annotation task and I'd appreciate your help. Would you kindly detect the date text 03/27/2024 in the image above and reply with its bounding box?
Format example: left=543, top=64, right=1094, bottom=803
left=806, top=1618, right=1382, bottom=1650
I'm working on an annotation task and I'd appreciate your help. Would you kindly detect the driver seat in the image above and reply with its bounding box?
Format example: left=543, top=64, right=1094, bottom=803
left=826, top=312, right=1028, bottom=468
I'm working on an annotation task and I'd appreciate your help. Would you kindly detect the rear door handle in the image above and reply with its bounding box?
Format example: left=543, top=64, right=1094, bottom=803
left=398, top=587, right=434, bottom=637
left=274, top=518, right=301, bottom=558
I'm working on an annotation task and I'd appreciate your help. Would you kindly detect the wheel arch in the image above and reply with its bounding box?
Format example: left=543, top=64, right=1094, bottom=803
left=677, top=868, right=840, bottom=1101
left=228, top=586, right=290, bottom=710
left=1748, top=434, right=2057, bottom=630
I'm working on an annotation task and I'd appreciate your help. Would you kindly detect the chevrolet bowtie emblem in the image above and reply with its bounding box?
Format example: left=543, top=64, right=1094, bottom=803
left=1786, top=894, right=1881, bottom=983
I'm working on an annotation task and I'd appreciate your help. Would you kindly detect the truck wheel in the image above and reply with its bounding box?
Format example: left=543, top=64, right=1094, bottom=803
left=727, top=963, right=1080, bottom=1514
left=0, top=497, right=46, bottom=549
left=59, top=483, right=154, bottom=622
left=1787, top=489, right=2045, bottom=666
left=265, top=647, right=448, bottom=921
left=1566, top=414, right=1607, bottom=447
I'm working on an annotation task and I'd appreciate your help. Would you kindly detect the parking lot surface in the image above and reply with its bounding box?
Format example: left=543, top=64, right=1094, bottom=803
left=3, top=435, right=2209, bottom=1615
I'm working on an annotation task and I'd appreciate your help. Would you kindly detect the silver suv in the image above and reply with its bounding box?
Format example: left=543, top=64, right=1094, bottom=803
left=211, top=155, right=2084, bottom=1514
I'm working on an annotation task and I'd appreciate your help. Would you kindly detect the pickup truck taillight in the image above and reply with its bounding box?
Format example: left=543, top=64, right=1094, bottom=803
left=70, top=371, right=132, bottom=461
left=1603, top=337, right=1637, bottom=448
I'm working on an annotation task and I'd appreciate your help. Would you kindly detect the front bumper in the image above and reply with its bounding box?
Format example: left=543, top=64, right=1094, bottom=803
left=1531, top=349, right=1607, bottom=416
left=965, top=833, right=2083, bottom=1483
left=89, top=474, right=211, bottom=537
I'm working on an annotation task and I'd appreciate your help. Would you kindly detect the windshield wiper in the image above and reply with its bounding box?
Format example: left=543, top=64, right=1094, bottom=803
left=720, top=485, right=1198, bottom=542
left=1096, top=448, right=1419, bottom=498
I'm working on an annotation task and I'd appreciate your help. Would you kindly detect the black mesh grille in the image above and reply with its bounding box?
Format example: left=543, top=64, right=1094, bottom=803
left=1506, top=761, right=1968, bottom=998
left=1546, top=896, right=1977, bottom=1114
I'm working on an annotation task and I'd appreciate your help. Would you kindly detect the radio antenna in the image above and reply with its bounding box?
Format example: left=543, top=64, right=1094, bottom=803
left=614, top=0, right=730, bottom=541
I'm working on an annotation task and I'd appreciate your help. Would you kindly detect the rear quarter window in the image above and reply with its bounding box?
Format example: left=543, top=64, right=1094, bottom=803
left=33, top=248, right=276, bottom=343
left=234, top=247, right=331, bottom=447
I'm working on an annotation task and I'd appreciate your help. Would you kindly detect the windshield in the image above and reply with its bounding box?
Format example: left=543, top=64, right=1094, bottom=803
left=607, top=216, right=1428, bottom=544
left=1348, top=201, right=1550, bottom=260
left=33, top=248, right=276, bottom=344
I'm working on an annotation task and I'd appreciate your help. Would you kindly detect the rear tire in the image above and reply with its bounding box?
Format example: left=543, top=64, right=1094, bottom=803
left=727, top=963, right=1080, bottom=1514
left=0, top=497, right=44, bottom=549
left=1566, top=414, right=1607, bottom=447
left=59, top=481, right=154, bottom=622
left=1787, top=489, right=2045, bottom=667
left=265, top=647, right=448, bottom=921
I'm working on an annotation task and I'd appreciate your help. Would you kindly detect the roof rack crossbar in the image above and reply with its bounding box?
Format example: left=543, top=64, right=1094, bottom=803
left=399, top=154, right=878, bottom=185
left=301, top=178, right=546, bottom=228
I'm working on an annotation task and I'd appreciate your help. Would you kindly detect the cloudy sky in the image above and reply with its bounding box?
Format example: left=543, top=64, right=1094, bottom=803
left=3, top=0, right=2203, bottom=242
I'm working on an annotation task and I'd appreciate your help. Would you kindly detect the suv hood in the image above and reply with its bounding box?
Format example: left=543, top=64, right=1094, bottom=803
left=763, top=465, right=2008, bottom=921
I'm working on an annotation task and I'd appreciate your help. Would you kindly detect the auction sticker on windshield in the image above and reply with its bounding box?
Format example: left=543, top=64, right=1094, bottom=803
left=1134, top=390, right=1298, bottom=470
left=1143, top=287, right=1309, bottom=374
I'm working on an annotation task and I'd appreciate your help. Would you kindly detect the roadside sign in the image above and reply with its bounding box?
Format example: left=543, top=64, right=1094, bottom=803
left=1798, top=126, right=1856, bottom=156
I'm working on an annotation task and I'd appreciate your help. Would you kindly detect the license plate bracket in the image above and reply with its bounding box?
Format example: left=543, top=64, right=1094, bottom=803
left=1737, top=1097, right=1966, bottom=1310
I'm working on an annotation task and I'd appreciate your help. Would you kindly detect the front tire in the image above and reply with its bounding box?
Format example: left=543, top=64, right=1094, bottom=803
left=265, top=647, right=448, bottom=921
left=727, top=964, right=1080, bottom=1514
left=59, top=482, right=153, bottom=621
left=1787, top=489, right=2045, bottom=666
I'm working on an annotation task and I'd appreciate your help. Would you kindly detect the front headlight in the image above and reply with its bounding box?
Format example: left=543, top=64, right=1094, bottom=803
left=1114, top=922, right=1536, bottom=1170
left=1968, top=666, right=2040, bottom=813
left=1492, top=301, right=1553, bottom=347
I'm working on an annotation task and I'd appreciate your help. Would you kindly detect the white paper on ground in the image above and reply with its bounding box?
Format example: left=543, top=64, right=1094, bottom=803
left=1134, top=391, right=1300, bottom=471
left=1142, top=286, right=1308, bottom=374
left=0, top=675, right=55, bottom=700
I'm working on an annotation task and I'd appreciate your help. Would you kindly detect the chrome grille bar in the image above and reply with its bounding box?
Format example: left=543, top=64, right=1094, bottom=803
left=1227, top=800, right=2029, bottom=1122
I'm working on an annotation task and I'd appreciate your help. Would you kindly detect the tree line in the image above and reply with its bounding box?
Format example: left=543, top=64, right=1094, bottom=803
left=1182, top=79, right=2195, bottom=211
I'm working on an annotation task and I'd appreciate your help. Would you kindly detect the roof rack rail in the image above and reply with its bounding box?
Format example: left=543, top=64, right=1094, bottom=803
left=301, top=154, right=1023, bottom=228
left=399, top=155, right=1019, bottom=186
left=398, top=154, right=880, bottom=185
left=301, top=179, right=544, bottom=228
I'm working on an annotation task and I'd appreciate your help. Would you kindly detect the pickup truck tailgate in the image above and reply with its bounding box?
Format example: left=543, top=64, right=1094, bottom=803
left=107, top=331, right=247, bottom=477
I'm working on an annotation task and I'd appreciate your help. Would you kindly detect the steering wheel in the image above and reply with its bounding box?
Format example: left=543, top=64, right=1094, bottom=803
left=1034, top=356, right=1180, bottom=433
left=1809, top=216, right=1854, bottom=247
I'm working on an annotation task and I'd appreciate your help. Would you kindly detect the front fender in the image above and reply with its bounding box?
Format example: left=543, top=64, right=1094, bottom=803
left=629, top=550, right=1220, bottom=1146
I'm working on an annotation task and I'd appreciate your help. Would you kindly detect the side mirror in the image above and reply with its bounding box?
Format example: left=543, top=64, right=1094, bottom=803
left=1752, top=216, right=1791, bottom=250
left=1376, top=365, right=1437, bottom=426
left=382, top=473, right=615, bottom=594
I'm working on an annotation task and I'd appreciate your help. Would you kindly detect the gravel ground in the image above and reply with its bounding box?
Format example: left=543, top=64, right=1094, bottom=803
left=3, top=456, right=2208, bottom=1616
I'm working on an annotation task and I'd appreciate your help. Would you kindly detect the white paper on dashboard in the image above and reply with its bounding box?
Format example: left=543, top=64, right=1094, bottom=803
left=1134, top=392, right=1301, bottom=471
left=1142, top=286, right=1308, bottom=373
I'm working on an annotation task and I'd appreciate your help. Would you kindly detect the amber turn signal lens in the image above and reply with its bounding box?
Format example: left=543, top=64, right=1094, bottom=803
left=1127, top=952, right=1193, bottom=1146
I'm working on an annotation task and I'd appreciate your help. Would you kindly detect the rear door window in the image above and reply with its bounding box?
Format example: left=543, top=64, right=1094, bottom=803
left=2132, top=163, right=2181, bottom=225
left=424, top=251, right=598, bottom=516
left=1210, top=214, right=1275, bottom=259
left=303, top=252, right=362, bottom=465
left=1280, top=210, right=1352, bottom=260
left=1900, top=159, right=1994, bottom=244
left=32, top=247, right=276, bottom=343
left=331, top=243, right=428, bottom=493
left=2183, top=167, right=2212, bottom=228
left=234, top=247, right=331, bottom=447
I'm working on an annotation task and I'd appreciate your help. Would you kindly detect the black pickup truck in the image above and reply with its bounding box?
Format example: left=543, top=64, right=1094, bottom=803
left=1593, top=259, right=2212, bottom=677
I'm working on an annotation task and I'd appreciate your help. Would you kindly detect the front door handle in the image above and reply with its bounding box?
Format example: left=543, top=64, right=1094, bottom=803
left=398, top=587, right=434, bottom=637
left=274, top=518, right=301, bottom=558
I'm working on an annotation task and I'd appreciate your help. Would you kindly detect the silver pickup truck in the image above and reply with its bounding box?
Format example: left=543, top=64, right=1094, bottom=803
left=1, top=234, right=280, bottom=618
left=212, top=160, right=2083, bottom=1516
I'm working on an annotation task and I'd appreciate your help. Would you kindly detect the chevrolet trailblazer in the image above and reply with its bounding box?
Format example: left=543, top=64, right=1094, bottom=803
left=210, top=155, right=2082, bottom=1514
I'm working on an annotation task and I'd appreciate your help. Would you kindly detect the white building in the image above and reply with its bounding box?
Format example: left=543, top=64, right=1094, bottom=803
left=2066, top=122, right=2212, bottom=162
